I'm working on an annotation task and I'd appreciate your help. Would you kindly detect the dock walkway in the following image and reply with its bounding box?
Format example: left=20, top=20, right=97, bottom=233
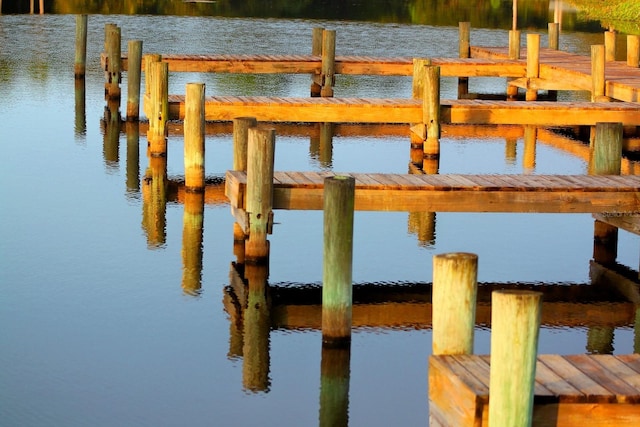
left=430, top=353, right=640, bottom=426
left=225, top=171, right=640, bottom=213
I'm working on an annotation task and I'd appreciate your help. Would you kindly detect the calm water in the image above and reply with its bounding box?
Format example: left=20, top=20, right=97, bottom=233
left=1, top=12, right=639, bottom=427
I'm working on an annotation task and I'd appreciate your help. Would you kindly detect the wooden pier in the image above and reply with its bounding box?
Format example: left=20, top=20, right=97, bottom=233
left=225, top=171, right=640, bottom=214
left=429, top=354, right=640, bottom=427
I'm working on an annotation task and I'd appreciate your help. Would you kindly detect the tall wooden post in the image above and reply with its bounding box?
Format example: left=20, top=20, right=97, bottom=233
left=507, top=30, right=521, bottom=100
left=548, top=22, right=559, bottom=50
left=233, top=117, right=257, bottom=172
left=526, top=33, right=540, bottom=101
left=74, top=15, right=88, bottom=78
left=628, top=35, right=640, bottom=68
left=458, top=22, right=470, bottom=99
left=319, top=345, right=351, bottom=427
left=410, top=58, right=431, bottom=171
left=310, top=27, right=324, bottom=97
left=605, top=30, right=616, bottom=62
left=591, top=45, right=607, bottom=102
left=322, top=176, right=355, bottom=347
left=590, top=122, right=623, bottom=175
left=245, top=127, right=275, bottom=264
left=148, top=61, right=168, bottom=156
left=144, top=54, right=161, bottom=101
left=126, top=40, right=143, bottom=121
left=104, top=23, right=121, bottom=100
left=488, top=290, right=542, bottom=427
left=423, top=65, right=440, bottom=168
left=184, top=83, right=206, bottom=191
left=320, top=30, right=336, bottom=97
left=432, top=253, right=478, bottom=355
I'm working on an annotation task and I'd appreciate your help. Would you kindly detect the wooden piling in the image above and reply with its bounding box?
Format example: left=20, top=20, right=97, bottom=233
left=548, top=22, right=559, bottom=50
left=628, top=35, right=640, bottom=68
left=525, top=33, right=540, bottom=101
left=104, top=23, right=121, bottom=100
left=148, top=61, right=169, bottom=156
left=74, top=15, right=88, bottom=78
left=423, top=65, right=440, bottom=163
left=126, top=40, right=143, bottom=121
left=458, top=22, right=470, bottom=99
left=245, top=127, right=275, bottom=264
left=320, top=30, right=336, bottom=97
left=184, top=83, right=206, bottom=191
left=310, top=27, right=324, bottom=97
left=233, top=117, right=257, bottom=172
left=507, top=30, right=521, bottom=100
left=591, top=45, right=607, bottom=102
left=432, top=252, right=478, bottom=355
left=605, top=30, right=616, bottom=62
left=410, top=58, right=431, bottom=170
left=322, top=176, right=355, bottom=347
left=591, top=122, right=623, bottom=175
left=488, top=290, right=542, bottom=427
left=144, top=54, right=161, bottom=99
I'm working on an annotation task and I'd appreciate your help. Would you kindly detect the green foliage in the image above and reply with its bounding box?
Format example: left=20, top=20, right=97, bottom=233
left=567, top=0, right=640, bottom=34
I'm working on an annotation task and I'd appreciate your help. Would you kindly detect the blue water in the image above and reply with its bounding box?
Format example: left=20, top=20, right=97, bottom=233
left=1, top=14, right=638, bottom=427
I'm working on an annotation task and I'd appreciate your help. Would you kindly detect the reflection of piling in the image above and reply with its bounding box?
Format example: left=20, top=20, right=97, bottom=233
left=319, top=345, right=351, bottom=427
left=310, top=27, right=324, bottom=97
left=432, top=253, right=478, bottom=355
left=184, top=83, right=206, bottom=191
left=141, top=156, right=167, bottom=248
left=488, top=290, right=542, bottom=427
left=408, top=211, right=436, bottom=247
left=74, top=77, right=86, bottom=136
left=458, top=22, right=470, bottom=99
left=126, top=40, right=143, bottom=121
left=103, top=99, right=120, bottom=167
left=148, top=61, right=169, bottom=156
left=320, top=30, right=336, bottom=98
left=104, top=23, right=121, bottom=100
left=242, top=263, right=271, bottom=392
left=505, top=137, right=517, bottom=164
left=245, top=127, right=275, bottom=264
left=126, top=122, right=140, bottom=195
left=74, top=15, right=87, bottom=78
left=523, top=125, right=536, bottom=172
left=322, top=176, right=355, bottom=347
left=182, top=191, right=204, bottom=296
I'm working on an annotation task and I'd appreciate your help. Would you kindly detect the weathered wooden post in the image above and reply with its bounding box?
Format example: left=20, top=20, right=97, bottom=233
left=310, top=27, right=324, bottom=97
left=410, top=58, right=431, bottom=171
left=432, top=253, right=478, bottom=355
left=319, top=345, right=351, bottom=427
left=488, top=290, right=542, bottom=427
left=245, top=127, right=275, bottom=264
left=590, top=122, right=623, bottom=175
left=242, top=262, right=271, bottom=392
left=591, top=45, right=607, bottom=102
left=605, top=30, right=616, bottom=62
left=548, top=22, right=559, bottom=50
left=74, top=15, right=88, bottom=78
left=104, top=23, right=121, bottom=100
left=507, top=27, right=521, bottom=101
left=320, top=29, right=336, bottom=97
left=628, top=35, right=640, bottom=68
left=182, top=190, right=204, bottom=296
left=525, top=33, right=540, bottom=101
left=233, top=117, right=257, bottom=172
left=422, top=65, right=441, bottom=169
left=148, top=61, right=169, bottom=156
left=144, top=54, right=161, bottom=101
left=126, top=40, right=143, bottom=121
left=322, top=176, right=355, bottom=347
left=184, top=82, right=206, bottom=191
left=458, top=22, right=470, bottom=99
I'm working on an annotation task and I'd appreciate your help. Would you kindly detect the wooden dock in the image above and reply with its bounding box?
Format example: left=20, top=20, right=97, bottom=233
left=429, top=354, right=640, bottom=426
left=157, top=95, right=640, bottom=126
left=224, top=171, right=640, bottom=213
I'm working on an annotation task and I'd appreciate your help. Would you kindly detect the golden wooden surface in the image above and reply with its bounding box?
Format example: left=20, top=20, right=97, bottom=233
left=225, top=171, right=640, bottom=213
left=429, top=354, right=640, bottom=426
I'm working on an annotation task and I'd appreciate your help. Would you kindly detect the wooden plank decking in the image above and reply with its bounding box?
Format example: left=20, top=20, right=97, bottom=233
left=429, top=354, right=640, bottom=426
left=225, top=171, right=640, bottom=213
left=472, top=46, right=640, bottom=102
left=156, top=95, right=640, bottom=126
